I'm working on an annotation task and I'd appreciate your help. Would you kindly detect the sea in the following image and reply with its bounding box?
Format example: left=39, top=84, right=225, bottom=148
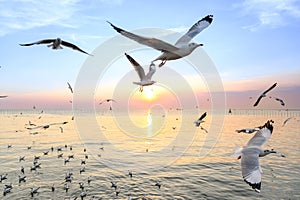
left=0, top=109, right=299, bottom=200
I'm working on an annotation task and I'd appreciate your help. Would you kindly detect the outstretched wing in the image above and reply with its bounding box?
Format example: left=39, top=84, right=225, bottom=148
left=253, top=95, right=263, bottom=107
left=246, top=120, right=273, bottom=148
left=19, top=39, right=54, bottom=46
left=198, top=112, right=207, bottom=121
left=145, top=64, right=156, bottom=80
left=241, top=148, right=262, bottom=193
left=67, top=82, right=73, bottom=93
left=61, top=41, right=92, bottom=55
left=175, top=15, right=213, bottom=46
left=108, top=21, right=179, bottom=53
left=125, top=53, right=145, bottom=81
left=262, top=83, right=277, bottom=95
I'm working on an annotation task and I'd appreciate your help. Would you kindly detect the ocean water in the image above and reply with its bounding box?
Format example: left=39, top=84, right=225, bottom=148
left=0, top=109, right=299, bottom=199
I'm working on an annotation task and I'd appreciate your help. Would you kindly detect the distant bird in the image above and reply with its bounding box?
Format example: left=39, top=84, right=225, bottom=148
left=235, top=128, right=260, bottom=134
left=21, top=166, right=25, bottom=174
left=253, top=83, right=277, bottom=107
left=125, top=53, right=156, bottom=92
left=111, top=181, right=117, bottom=190
left=128, top=170, right=133, bottom=178
left=99, top=99, right=116, bottom=105
left=0, top=174, right=8, bottom=182
left=0, top=95, right=8, bottom=98
left=59, top=126, right=64, bottom=133
left=273, top=97, right=285, bottom=106
left=51, top=184, right=55, bottom=192
left=18, top=175, right=26, bottom=183
left=282, top=117, right=293, bottom=127
left=26, top=121, right=68, bottom=130
left=67, top=82, right=73, bottom=93
left=30, top=187, right=40, bottom=197
left=20, top=38, right=92, bottom=56
left=194, top=112, right=207, bottom=127
left=3, top=187, right=12, bottom=196
left=19, top=156, right=25, bottom=162
left=64, top=183, right=69, bottom=193
left=232, top=120, right=283, bottom=193
left=43, top=151, right=49, bottom=155
left=154, top=181, right=161, bottom=189
left=87, top=176, right=92, bottom=185
left=108, top=15, right=213, bottom=67
left=79, top=167, right=85, bottom=174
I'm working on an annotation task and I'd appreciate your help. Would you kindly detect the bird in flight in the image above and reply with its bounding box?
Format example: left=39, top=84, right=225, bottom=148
left=108, top=15, right=213, bottom=67
left=232, top=120, right=285, bottom=193
left=99, top=99, right=116, bottom=105
left=194, top=112, right=207, bottom=127
left=273, top=97, right=285, bottom=106
left=0, top=95, right=8, bottom=98
left=20, top=38, right=92, bottom=56
left=125, top=53, right=156, bottom=92
left=253, top=83, right=277, bottom=107
left=67, top=82, right=73, bottom=94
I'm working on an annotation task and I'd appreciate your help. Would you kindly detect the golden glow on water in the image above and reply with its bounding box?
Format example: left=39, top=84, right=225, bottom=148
left=1, top=111, right=300, bottom=199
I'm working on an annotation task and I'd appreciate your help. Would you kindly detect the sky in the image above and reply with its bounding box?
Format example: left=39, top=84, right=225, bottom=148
left=0, top=0, right=299, bottom=110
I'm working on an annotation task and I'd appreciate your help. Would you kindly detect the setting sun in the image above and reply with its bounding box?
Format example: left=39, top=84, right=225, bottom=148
left=143, top=87, right=155, bottom=100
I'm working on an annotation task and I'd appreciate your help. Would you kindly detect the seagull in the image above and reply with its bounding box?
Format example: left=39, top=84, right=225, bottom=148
left=273, top=97, right=285, bottom=106
left=67, top=82, right=73, bottom=93
left=253, top=83, right=277, bottom=107
left=235, top=128, right=260, bottom=134
left=128, top=170, right=133, bottom=178
left=0, top=95, right=8, bottom=98
left=194, top=112, right=207, bottom=127
left=111, top=181, right=117, bottom=190
left=99, top=99, right=116, bottom=105
left=154, top=181, right=161, bottom=189
left=125, top=53, right=156, bottom=92
left=20, top=38, right=92, bottom=56
left=232, top=120, right=283, bottom=193
left=3, top=187, right=12, bottom=196
left=0, top=174, right=8, bottom=182
left=282, top=117, right=293, bottom=127
left=18, top=175, right=26, bottom=183
left=200, top=126, right=208, bottom=133
left=108, top=15, right=213, bottom=67
left=26, top=121, right=68, bottom=130
left=30, top=187, right=40, bottom=197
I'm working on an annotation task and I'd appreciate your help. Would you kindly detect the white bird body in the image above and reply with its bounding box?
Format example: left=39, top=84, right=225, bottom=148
left=125, top=53, right=156, bottom=92
left=232, top=120, right=282, bottom=193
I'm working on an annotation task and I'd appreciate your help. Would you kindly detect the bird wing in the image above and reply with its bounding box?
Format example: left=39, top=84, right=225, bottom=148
left=282, top=117, right=292, bottom=126
left=175, top=15, right=213, bottom=46
left=198, top=112, right=207, bottom=121
left=246, top=120, right=273, bottom=148
left=19, top=39, right=55, bottom=46
left=262, top=83, right=277, bottom=94
left=108, top=21, right=179, bottom=52
left=125, top=53, right=146, bottom=81
left=61, top=41, right=91, bottom=55
left=253, top=95, right=263, bottom=107
left=67, top=82, right=73, bottom=93
left=0, top=95, right=8, bottom=98
left=145, top=64, right=156, bottom=80
left=241, top=147, right=262, bottom=192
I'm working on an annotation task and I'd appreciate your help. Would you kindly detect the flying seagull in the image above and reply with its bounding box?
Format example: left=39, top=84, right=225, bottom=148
left=273, top=97, right=285, bottom=106
left=20, top=38, right=92, bottom=56
left=282, top=117, right=293, bottom=127
left=194, top=112, right=207, bottom=127
left=125, top=53, right=156, bottom=92
left=99, top=99, right=117, bottom=105
left=108, top=15, right=213, bottom=67
left=253, top=83, right=277, bottom=107
left=67, top=82, right=73, bottom=93
left=232, top=120, right=284, bottom=193
left=0, top=95, right=8, bottom=98
left=235, top=128, right=260, bottom=134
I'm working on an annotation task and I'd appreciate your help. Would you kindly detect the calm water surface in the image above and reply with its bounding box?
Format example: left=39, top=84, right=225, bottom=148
left=0, top=110, right=299, bottom=199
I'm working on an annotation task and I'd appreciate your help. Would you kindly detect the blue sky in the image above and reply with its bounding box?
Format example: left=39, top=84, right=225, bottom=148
left=0, top=0, right=299, bottom=109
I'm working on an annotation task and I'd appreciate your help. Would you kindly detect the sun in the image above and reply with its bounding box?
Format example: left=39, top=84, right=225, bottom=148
left=143, top=87, right=155, bottom=100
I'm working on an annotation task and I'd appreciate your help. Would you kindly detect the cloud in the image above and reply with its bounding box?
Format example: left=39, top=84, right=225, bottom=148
left=0, top=0, right=82, bottom=36
left=237, top=0, right=300, bottom=31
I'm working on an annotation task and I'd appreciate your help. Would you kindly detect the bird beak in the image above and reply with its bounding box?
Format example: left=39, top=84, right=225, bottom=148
left=198, top=43, right=203, bottom=47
